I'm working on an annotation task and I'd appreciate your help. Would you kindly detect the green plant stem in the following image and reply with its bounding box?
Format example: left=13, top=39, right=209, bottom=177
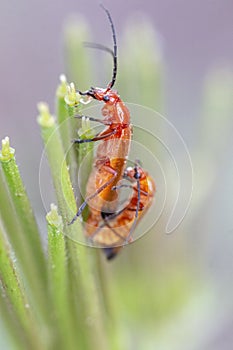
left=0, top=225, right=27, bottom=321
left=47, top=204, right=80, bottom=350
left=93, top=252, right=122, bottom=350
left=56, top=75, right=71, bottom=152
left=56, top=80, right=81, bottom=201
left=0, top=138, right=47, bottom=283
left=0, top=223, right=43, bottom=350
left=56, top=77, right=80, bottom=165
left=61, top=100, right=116, bottom=346
left=38, top=104, right=109, bottom=350
left=0, top=138, right=51, bottom=336
left=0, top=170, right=52, bottom=349
left=0, top=289, right=29, bottom=350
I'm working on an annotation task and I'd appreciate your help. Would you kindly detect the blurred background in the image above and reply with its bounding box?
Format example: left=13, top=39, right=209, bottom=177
left=1, top=0, right=233, bottom=349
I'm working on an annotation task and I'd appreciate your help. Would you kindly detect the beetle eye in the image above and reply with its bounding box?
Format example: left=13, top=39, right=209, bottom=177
left=134, top=172, right=141, bottom=180
left=103, top=95, right=110, bottom=102
left=134, top=167, right=141, bottom=180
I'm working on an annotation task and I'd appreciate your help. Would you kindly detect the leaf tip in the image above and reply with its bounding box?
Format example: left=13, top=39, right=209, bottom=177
left=37, top=102, right=55, bottom=128
left=56, top=74, right=68, bottom=98
left=0, top=136, right=15, bottom=162
left=46, top=203, right=63, bottom=230
left=64, top=81, right=80, bottom=107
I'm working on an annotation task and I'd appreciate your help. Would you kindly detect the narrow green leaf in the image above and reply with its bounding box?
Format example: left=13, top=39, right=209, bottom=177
left=0, top=289, right=29, bottom=350
left=56, top=79, right=82, bottom=201
left=0, top=224, right=27, bottom=324
left=0, top=137, right=47, bottom=283
left=47, top=204, right=82, bottom=350
left=0, top=137, right=54, bottom=348
left=38, top=102, right=109, bottom=350
left=0, top=169, right=52, bottom=349
left=0, top=224, right=44, bottom=350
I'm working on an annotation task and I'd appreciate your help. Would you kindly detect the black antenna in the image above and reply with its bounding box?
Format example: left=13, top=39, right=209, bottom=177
left=100, top=4, right=118, bottom=89
left=77, top=5, right=118, bottom=96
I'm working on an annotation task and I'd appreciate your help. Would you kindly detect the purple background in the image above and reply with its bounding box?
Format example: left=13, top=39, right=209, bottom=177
left=1, top=1, right=233, bottom=348
left=1, top=0, right=232, bottom=186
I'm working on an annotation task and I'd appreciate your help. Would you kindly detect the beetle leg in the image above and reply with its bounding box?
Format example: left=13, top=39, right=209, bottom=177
left=72, top=129, right=117, bottom=144
left=74, top=114, right=112, bottom=125
left=69, top=164, right=118, bottom=225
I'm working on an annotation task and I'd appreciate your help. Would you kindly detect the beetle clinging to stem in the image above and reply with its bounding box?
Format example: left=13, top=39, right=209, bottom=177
left=69, top=4, right=132, bottom=227
left=68, top=6, right=156, bottom=259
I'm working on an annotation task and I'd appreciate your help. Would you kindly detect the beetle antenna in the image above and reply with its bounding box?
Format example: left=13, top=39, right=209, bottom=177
left=100, top=4, right=117, bottom=89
